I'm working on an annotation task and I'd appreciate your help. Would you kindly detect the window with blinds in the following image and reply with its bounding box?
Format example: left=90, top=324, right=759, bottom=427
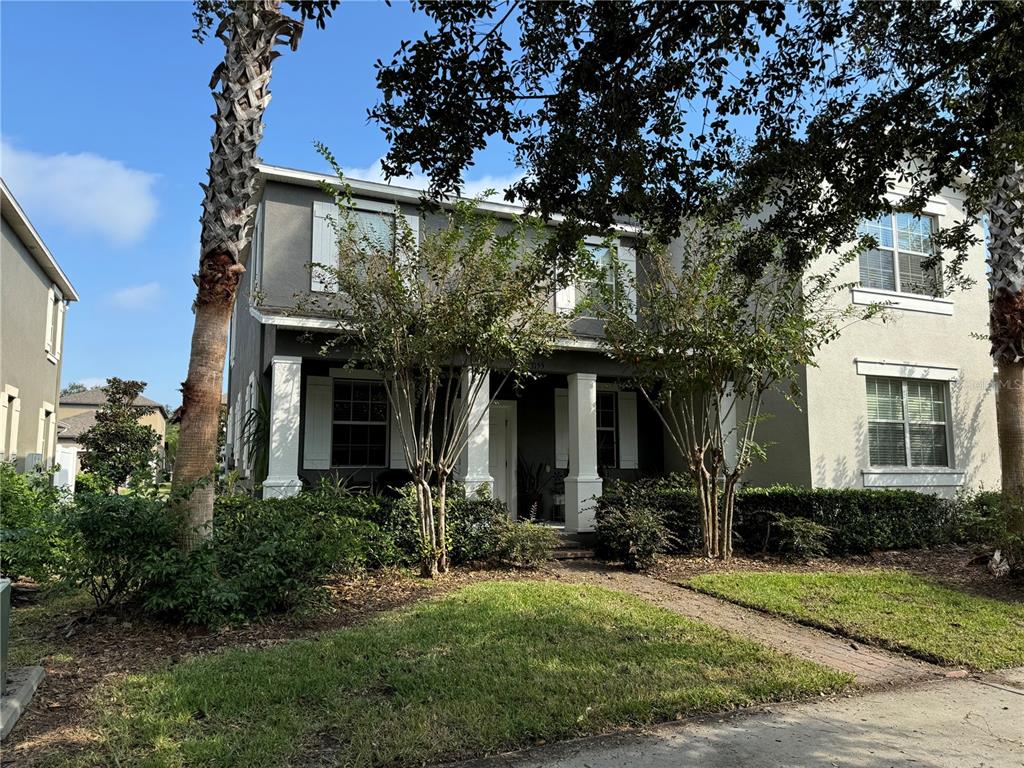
left=866, top=376, right=950, bottom=467
left=857, top=213, right=940, bottom=296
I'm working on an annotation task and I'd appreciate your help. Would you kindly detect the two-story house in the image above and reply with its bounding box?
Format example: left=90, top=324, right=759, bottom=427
left=1, top=179, right=79, bottom=471
left=225, top=164, right=999, bottom=533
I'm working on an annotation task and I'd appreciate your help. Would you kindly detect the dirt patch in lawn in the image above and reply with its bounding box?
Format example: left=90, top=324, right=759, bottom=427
left=4, top=564, right=550, bottom=767
left=652, top=546, right=1024, bottom=604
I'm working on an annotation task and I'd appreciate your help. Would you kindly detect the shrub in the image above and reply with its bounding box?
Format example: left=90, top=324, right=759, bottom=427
left=446, top=487, right=510, bottom=564
left=143, top=492, right=390, bottom=625
left=761, top=513, right=831, bottom=559
left=62, top=492, right=180, bottom=607
left=496, top=519, right=557, bottom=568
left=595, top=506, right=673, bottom=570
left=597, top=475, right=701, bottom=553
left=0, top=463, right=68, bottom=580
left=599, top=478, right=964, bottom=557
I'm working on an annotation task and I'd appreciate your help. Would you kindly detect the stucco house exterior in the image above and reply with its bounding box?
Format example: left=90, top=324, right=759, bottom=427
left=224, top=163, right=999, bottom=533
left=1, top=178, right=79, bottom=472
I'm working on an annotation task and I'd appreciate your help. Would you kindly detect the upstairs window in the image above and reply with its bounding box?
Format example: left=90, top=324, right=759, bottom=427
left=857, top=213, right=940, bottom=295
left=866, top=376, right=950, bottom=467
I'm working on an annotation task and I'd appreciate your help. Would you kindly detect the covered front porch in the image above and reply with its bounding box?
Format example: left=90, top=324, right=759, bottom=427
left=258, top=354, right=665, bottom=532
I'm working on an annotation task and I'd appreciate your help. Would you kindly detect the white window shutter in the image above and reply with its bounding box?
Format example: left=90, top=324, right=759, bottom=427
left=0, top=398, right=8, bottom=460
left=232, top=392, right=242, bottom=469
left=44, top=286, right=55, bottom=353
left=554, top=256, right=576, bottom=314
left=225, top=404, right=234, bottom=462
left=53, top=301, right=65, bottom=360
left=46, top=411, right=57, bottom=465
left=618, top=243, right=637, bottom=319
left=389, top=388, right=408, bottom=470
left=554, top=388, right=569, bottom=469
left=302, top=376, right=332, bottom=470
left=8, top=398, right=20, bottom=459
left=311, top=200, right=337, bottom=292
left=36, top=408, right=46, bottom=455
left=619, top=391, right=639, bottom=469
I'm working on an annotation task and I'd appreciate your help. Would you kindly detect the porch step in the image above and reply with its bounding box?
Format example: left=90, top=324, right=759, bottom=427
left=551, top=532, right=596, bottom=561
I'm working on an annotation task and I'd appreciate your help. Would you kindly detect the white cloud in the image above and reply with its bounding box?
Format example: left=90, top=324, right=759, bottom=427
left=109, top=282, right=161, bottom=310
left=341, top=158, right=522, bottom=201
left=1, top=139, right=158, bottom=246
left=77, top=377, right=106, bottom=389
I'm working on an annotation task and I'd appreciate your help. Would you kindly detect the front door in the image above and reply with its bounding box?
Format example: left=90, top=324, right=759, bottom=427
left=488, top=402, right=517, bottom=516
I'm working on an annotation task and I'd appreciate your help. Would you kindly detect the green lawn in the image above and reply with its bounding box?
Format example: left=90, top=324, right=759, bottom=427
left=688, top=571, right=1024, bottom=671
left=76, top=581, right=848, bottom=768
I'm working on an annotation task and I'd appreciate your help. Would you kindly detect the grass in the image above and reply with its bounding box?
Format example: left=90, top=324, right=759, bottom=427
left=8, top=586, right=92, bottom=667
left=688, top=571, right=1024, bottom=671
left=75, top=581, right=848, bottom=767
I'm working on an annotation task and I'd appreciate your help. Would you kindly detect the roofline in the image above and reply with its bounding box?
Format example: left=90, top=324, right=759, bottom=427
left=1, top=178, right=79, bottom=301
left=256, top=163, right=641, bottom=236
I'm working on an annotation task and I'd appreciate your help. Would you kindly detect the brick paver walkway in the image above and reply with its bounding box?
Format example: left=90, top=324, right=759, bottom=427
left=555, top=563, right=952, bottom=687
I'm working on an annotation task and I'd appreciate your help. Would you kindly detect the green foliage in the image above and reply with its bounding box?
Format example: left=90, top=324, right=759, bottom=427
left=594, top=505, right=673, bottom=571
left=761, top=514, right=831, bottom=560
left=62, top=492, right=180, bottom=608
left=143, top=493, right=388, bottom=625
left=598, top=478, right=984, bottom=557
left=79, top=377, right=160, bottom=489
left=446, top=489, right=510, bottom=564
left=305, top=147, right=572, bottom=575
left=0, top=462, right=68, bottom=580
left=496, top=519, right=557, bottom=568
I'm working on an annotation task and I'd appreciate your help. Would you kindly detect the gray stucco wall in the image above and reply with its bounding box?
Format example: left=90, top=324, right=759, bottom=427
left=1, top=217, right=64, bottom=465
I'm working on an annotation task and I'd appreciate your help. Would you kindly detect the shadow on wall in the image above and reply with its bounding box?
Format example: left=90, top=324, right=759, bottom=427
left=956, top=374, right=996, bottom=489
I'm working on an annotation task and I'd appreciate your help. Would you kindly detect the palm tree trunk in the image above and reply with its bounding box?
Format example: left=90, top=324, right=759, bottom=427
left=988, top=164, right=1024, bottom=542
left=172, top=2, right=302, bottom=546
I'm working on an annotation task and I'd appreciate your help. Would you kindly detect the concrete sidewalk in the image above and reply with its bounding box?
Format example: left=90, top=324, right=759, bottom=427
left=459, top=675, right=1024, bottom=768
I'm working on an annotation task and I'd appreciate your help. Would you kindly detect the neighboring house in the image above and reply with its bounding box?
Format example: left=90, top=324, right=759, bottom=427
left=57, top=387, right=169, bottom=476
left=1, top=178, right=79, bottom=471
left=225, top=164, right=999, bottom=533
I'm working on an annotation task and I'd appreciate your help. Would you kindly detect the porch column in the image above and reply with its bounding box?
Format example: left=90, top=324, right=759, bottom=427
left=457, top=369, right=492, bottom=497
left=565, top=372, right=602, bottom=532
left=263, top=355, right=303, bottom=498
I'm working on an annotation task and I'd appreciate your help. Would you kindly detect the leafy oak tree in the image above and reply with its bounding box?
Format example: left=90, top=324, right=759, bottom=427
left=173, top=0, right=337, bottom=545
left=372, top=0, right=1024, bottom=539
left=308, top=149, right=569, bottom=577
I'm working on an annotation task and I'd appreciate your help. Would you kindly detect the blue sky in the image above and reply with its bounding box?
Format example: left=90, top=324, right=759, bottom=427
left=1, top=1, right=520, bottom=406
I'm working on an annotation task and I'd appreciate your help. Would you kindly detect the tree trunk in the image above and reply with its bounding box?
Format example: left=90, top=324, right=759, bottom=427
left=171, top=2, right=302, bottom=547
left=416, top=477, right=438, bottom=578
left=437, top=474, right=449, bottom=574
left=988, top=164, right=1024, bottom=546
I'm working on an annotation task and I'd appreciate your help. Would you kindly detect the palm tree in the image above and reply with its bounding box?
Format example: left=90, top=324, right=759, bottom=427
left=989, top=165, right=1024, bottom=539
left=173, top=1, right=332, bottom=545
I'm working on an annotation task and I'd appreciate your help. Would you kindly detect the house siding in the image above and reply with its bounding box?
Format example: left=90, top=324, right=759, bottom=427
left=1, top=217, right=63, bottom=465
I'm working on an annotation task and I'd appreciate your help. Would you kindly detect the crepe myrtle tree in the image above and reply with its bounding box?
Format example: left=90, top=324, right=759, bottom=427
left=305, top=147, right=571, bottom=577
left=600, top=224, right=871, bottom=561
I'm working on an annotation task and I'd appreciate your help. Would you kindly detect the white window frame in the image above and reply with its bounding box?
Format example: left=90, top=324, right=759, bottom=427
left=865, top=376, right=954, bottom=470
left=595, top=388, right=619, bottom=468
left=44, top=284, right=64, bottom=363
left=1, top=385, right=21, bottom=461
left=329, top=372, right=390, bottom=469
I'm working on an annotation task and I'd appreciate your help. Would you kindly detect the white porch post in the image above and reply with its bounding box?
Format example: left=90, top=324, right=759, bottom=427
left=456, top=369, right=492, bottom=497
left=565, top=373, right=602, bottom=532
left=263, top=355, right=303, bottom=498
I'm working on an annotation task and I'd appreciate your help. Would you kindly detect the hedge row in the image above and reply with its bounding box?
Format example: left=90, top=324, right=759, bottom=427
left=596, top=476, right=997, bottom=557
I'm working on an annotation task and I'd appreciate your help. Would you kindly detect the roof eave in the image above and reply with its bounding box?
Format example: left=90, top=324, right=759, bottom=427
left=1, top=178, right=79, bottom=301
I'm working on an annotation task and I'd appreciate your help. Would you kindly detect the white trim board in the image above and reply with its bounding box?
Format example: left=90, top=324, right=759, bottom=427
left=855, top=358, right=959, bottom=381
left=851, top=286, right=954, bottom=316
left=862, top=468, right=965, bottom=488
